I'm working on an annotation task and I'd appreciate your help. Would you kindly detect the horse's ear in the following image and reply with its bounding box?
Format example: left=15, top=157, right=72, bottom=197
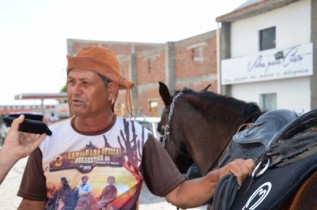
left=159, top=81, right=171, bottom=106
left=200, top=84, right=212, bottom=92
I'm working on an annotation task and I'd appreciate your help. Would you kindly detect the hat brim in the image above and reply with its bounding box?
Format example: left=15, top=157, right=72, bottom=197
left=67, top=56, right=134, bottom=90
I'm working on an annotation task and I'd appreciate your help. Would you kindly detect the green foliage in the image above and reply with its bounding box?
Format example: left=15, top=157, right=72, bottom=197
left=58, top=85, right=67, bottom=104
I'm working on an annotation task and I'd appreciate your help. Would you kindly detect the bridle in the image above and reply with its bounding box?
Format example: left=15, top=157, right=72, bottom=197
left=161, top=91, right=183, bottom=148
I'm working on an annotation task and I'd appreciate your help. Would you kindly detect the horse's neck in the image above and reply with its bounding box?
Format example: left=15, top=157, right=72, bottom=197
left=177, top=94, right=246, bottom=175
left=185, top=118, right=234, bottom=175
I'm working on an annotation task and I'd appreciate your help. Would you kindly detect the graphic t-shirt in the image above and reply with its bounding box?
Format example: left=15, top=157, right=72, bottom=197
left=18, top=116, right=185, bottom=210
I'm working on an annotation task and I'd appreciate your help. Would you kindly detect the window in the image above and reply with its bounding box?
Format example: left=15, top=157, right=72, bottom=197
left=260, top=93, right=276, bottom=111
left=191, top=47, right=204, bottom=63
left=259, top=27, right=276, bottom=51
left=149, top=101, right=158, bottom=117
left=188, top=42, right=207, bottom=63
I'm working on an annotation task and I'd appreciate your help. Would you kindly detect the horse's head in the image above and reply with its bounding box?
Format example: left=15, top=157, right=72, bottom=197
left=158, top=82, right=194, bottom=173
left=158, top=81, right=263, bottom=175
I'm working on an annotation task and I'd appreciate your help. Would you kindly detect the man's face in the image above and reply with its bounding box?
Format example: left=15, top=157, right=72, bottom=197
left=67, top=69, right=110, bottom=117
left=82, top=177, right=88, bottom=184
left=107, top=176, right=115, bottom=185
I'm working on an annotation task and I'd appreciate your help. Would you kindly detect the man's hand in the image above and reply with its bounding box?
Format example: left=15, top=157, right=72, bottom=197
left=217, top=159, right=255, bottom=186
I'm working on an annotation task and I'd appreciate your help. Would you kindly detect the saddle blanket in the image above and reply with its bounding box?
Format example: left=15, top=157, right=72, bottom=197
left=231, top=152, right=317, bottom=210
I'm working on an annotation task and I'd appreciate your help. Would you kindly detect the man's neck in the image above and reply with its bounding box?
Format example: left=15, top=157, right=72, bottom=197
left=73, top=112, right=115, bottom=133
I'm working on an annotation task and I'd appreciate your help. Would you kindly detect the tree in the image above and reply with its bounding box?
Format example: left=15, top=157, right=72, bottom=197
left=58, top=85, right=67, bottom=104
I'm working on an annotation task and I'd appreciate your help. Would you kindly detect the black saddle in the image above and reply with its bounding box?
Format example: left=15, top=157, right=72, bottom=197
left=218, top=109, right=298, bottom=168
left=213, top=108, right=317, bottom=210
left=233, top=109, right=298, bottom=149
left=231, top=151, right=317, bottom=210
left=256, top=108, right=317, bottom=169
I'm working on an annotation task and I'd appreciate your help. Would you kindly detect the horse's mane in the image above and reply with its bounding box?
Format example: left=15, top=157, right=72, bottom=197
left=172, top=88, right=262, bottom=133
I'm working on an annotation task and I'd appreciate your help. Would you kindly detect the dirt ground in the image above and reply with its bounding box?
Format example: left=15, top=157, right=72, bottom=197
left=0, top=157, right=206, bottom=210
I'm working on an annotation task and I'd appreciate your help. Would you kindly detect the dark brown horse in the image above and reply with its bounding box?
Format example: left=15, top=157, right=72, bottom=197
left=158, top=82, right=317, bottom=209
left=158, top=81, right=262, bottom=175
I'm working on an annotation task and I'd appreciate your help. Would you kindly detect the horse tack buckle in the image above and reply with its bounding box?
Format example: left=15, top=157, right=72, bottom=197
left=252, top=158, right=271, bottom=178
left=161, top=125, right=170, bottom=147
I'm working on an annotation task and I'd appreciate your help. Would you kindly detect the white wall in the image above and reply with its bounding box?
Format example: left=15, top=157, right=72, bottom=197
left=231, top=0, right=311, bottom=57
left=225, top=0, right=312, bottom=113
left=231, top=76, right=311, bottom=114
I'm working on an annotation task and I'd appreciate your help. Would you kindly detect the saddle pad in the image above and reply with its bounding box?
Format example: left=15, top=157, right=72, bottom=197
left=231, top=152, right=317, bottom=210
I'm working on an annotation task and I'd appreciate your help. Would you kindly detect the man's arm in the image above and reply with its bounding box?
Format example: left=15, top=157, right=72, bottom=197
left=0, top=115, right=46, bottom=184
left=18, top=199, right=46, bottom=210
left=165, top=159, right=255, bottom=209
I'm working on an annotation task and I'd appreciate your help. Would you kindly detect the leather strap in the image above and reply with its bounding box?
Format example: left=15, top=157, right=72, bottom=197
left=253, top=109, right=317, bottom=176
left=267, top=132, right=317, bottom=167
left=212, top=174, right=239, bottom=210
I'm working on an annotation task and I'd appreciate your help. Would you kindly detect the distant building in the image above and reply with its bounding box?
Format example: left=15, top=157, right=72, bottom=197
left=0, top=93, right=69, bottom=123
left=216, top=0, right=316, bottom=113
left=1, top=32, right=218, bottom=118
left=4, top=0, right=314, bottom=118
left=67, top=31, right=217, bottom=117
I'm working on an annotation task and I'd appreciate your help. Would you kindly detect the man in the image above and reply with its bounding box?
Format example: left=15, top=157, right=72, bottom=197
left=0, top=115, right=46, bottom=184
left=54, top=177, right=72, bottom=210
left=99, top=176, right=117, bottom=209
left=48, top=113, right=59, bottom=124
left=75, top=176, right=93, bottom=209
left=77, top=176, right=92, bottom=197
left=17, top=46, right=255, bottom=209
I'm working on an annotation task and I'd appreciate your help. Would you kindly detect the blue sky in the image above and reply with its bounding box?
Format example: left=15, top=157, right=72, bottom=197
left=0, top=0, right=246, bottom=105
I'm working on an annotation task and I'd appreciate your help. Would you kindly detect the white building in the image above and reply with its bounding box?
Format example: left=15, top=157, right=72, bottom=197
left=216, top=0, right=316, bottom=114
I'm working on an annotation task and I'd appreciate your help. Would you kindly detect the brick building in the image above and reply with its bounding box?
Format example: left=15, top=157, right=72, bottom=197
left=67, top=30, right=217, bottom=117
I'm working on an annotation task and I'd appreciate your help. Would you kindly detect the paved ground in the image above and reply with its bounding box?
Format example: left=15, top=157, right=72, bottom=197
left=0, top=157, right=206, bottom=210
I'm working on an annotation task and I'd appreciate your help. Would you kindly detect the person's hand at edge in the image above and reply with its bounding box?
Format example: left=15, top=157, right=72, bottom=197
left=0, top=115, right=46, bottom=184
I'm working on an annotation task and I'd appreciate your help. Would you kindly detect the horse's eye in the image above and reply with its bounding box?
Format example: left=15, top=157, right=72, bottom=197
left=159, top=125, right=165, bottom=134
left=159, top=137, right=163, bottom=143
left=157, top=127, right=162, bottom=134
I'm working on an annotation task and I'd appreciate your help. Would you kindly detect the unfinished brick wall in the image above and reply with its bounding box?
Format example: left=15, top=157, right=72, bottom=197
left=67, top=31, right=218, bottom=117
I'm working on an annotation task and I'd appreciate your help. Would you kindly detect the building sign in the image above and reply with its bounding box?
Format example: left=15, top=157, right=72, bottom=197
left=221, top=43, right=313, bottom=85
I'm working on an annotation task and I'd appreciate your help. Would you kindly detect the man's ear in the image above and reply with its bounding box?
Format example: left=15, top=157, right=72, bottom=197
left=108, top=82, right=119, bottom=101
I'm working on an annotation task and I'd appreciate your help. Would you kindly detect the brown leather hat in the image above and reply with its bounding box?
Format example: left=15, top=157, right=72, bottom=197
left=67, top=46, right=134, bottom=90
